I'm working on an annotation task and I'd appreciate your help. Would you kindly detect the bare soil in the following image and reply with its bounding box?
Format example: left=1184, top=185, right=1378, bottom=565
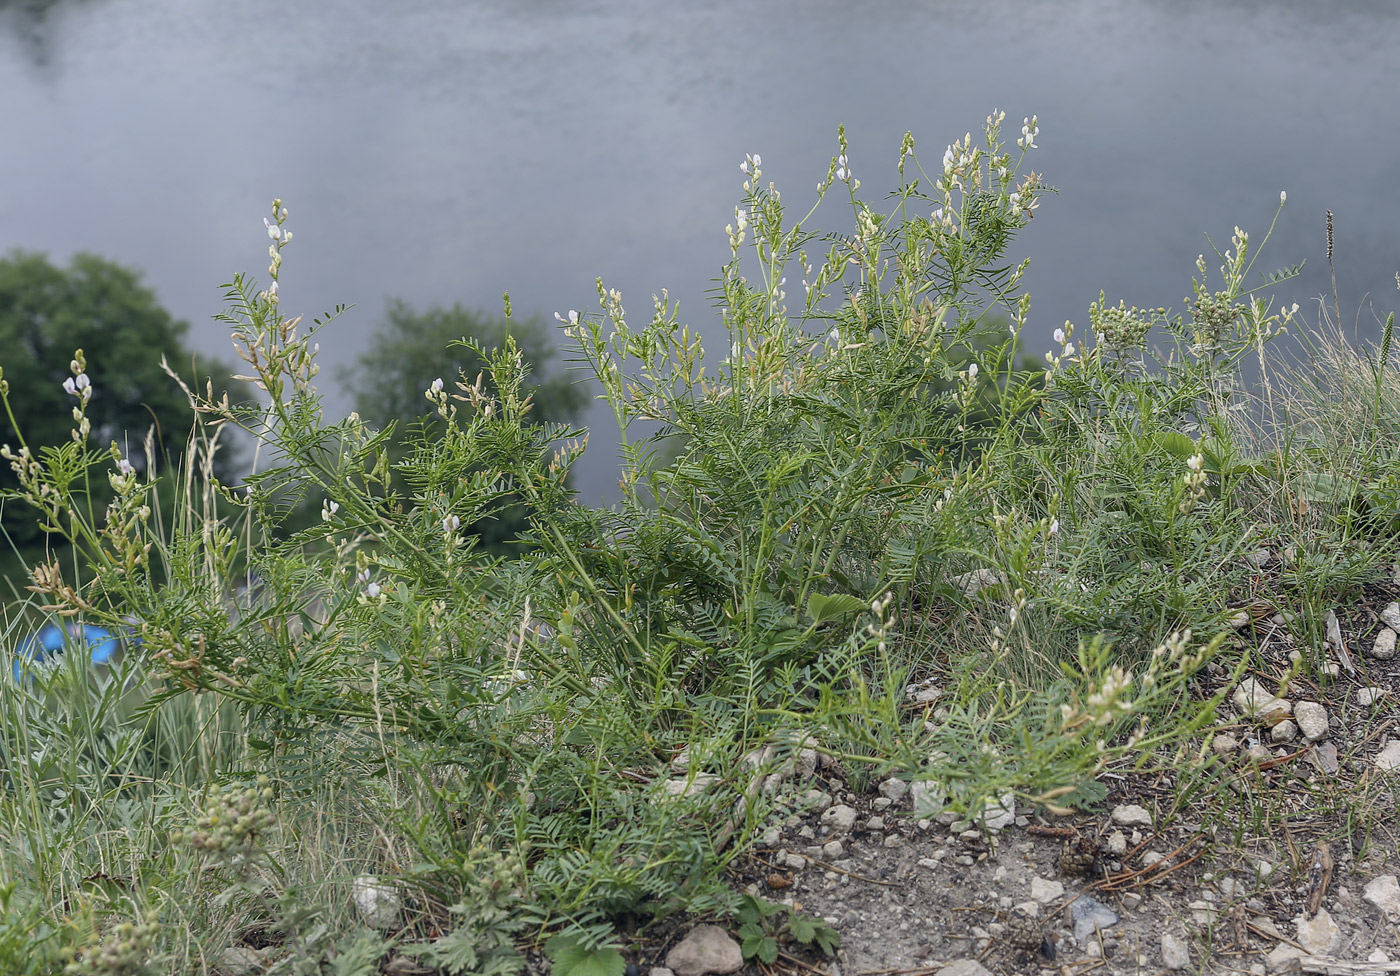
left=632, top=575, right=1400, bottom=976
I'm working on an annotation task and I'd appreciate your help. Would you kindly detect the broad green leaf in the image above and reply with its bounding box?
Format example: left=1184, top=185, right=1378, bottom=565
left=805, top=592, right=869, bottom=624
left=544, top=936, right=625, bottom=976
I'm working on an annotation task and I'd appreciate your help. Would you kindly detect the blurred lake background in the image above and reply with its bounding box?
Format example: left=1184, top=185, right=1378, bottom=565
left=3, top=0, right=1398, bottom=502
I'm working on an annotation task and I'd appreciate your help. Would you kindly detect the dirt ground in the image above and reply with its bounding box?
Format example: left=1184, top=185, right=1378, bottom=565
left=636, top=573, right=1400, bottom=976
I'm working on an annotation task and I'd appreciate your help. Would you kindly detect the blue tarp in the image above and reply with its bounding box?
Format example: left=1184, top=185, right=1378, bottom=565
left=11, top=621, right=122, bottom=681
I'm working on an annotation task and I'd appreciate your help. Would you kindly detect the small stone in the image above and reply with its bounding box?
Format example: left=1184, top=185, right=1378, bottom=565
left=651, top=969, right=676, bottom=976
left=1294, top=701, right=1328, bottom=740
left=1161, top=932, right=1191, bottom=970
left=872, top=797, right=892, bottom=812
left=1070, top=895, right=1119, bottom=945
left=1111, top=804, right=1152, bottom=828
left=1105, top=831, right=1127, bottom=856
left=216, top=947, right=266, bottom=976
left=822, top=840, right=845, bottom=859
left=802, top=790, right=833, bottom=813
left=982, top=793, right=1015, bottom=832
left=1212, top=733, right=1240, bottom=756
left=1247, top=744, right=1272, bottom=762
left=1233, top=678, right=1291, bottom=720
left=1013, top=901, right=1040, bottom=918
left=820, top=804, right=858, bottom=833
left=1142, top=850, right=1166, bottom=867
left=1294, top=907, right=1342, bottom=956
left=783, top=852, right=806, bottom=870
left=917, top=857, right=939, bottom=870
left=1187, top=900, right=1215, bottom=925
left=909, top=780, right=945, bottom=816
left=1369, top=950, right=1392, bottom=964
left=1244, top=549, right=1272, bottom=567
left=1270, top=720, right=1298, bottom=743
left=351, top=875, right=401, bottom=930
left=1120, top=891, right=1142, bottom=910
left=865, top=816, right=886, bottom=832
left=936, top=961, right=993, bottom=976
left=1356, top=686, right=1387, bottom=707
left=951, top=568, right=1003, bottom=597
left=1253, top=859, right=1276, bottom=880
left=1370, top=627, right=1398, bottom=660
left=1376, top=739, right=1400, bottom=771
left=1382, top=602, right=1400, bottom=631
left=759, top=827, right=781, bottom=847
left=665, top=925, right=744, bottom=976
left=1363, top=875, right=1400, bottom=920
left=1030, top=877, right=1064, bottom=903
left=664, top=774, right=719, bottom=798
left=878, top=777, right=909, bottom=802
left=1085, top=940, right=1102, bottom=958
left=883, top=834, right=906, bottom=848
left=1267, top=945, right=1304, bottom=970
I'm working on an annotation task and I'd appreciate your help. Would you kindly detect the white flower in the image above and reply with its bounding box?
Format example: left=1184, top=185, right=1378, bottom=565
left=967, top=362, right=979, bottom=380
left=1048, top=518, right=1059, bottom=535
left=1186, top=454, right=1205, bottom=473
left=943, top=147, right=955, bottom=172
left=356, top=569, right=370, bottom=584
left=752, top=153, right=761, bottom=167
left=442, top=514, right=461, bottom=533
left=365, top=582, right=382, bottom=599
left=1053, top=327, right=1066, bottom=344
left=63, top=377, right=77, bottom=396
left=1280, top=190, right=1287, bottom=204
left=430, top=378, right=444, bottom=394
left=116, top=458, right=134, bottom=476
left=554, top=309, right=580, bottom=325
left=322, top=499, right=339, bottom=521
left=264, top=217, right=282, bottom=241
left=1064, top=342, right=1076, bottom=357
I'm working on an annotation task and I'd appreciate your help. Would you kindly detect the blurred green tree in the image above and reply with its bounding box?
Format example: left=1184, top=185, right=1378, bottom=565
left=340, top=300, right=588, bottom=553
left=0, top=251, right=244, bottom=555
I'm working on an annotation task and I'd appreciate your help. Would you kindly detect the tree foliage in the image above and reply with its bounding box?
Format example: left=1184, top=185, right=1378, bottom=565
left=0, top=251, right=242, bottom=551
left=340, top=300, right=587, bottom=552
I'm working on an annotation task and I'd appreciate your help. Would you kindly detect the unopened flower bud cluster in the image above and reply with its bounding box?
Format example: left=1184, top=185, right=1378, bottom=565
left=62, top=911, right=161, bottom=976
left=1088, top=293, right=1153, bottom=353
left=173, top=778, right=276, bottom=862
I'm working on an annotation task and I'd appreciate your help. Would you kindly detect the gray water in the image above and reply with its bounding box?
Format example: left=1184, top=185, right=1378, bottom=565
left=3, top=0, right=1398, bottom=501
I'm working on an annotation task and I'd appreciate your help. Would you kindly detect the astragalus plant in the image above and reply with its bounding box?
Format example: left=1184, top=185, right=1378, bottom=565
left=0, top=113, right=1321, bottom=970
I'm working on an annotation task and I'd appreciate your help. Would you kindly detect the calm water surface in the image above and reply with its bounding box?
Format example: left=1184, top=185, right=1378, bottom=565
left=3, top=0, right=1398, bottom=499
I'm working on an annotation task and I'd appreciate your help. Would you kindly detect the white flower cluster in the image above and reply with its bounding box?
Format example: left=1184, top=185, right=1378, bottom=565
left=1179, top=453, right=1208, bottom=514
left=1045, top=322, right=1076, bottom=377
left=726, top=205, right=749, bottom=256
left=63, top=351, right=93, bottom=440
